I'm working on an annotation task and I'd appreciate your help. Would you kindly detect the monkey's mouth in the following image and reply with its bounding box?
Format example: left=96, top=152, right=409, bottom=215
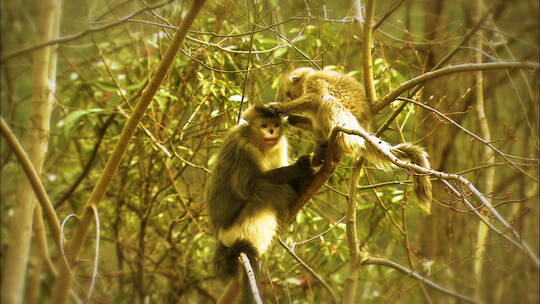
left=264, top=138, right=279, bottom=145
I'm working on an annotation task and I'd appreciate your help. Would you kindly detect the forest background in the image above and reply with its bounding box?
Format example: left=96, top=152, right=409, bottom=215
left=0, top=0, right=538, bottom=303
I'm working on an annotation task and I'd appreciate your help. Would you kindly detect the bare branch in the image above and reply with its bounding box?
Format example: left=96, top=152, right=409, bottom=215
left=0, top=0, right=175, bottom=63
left=0, top=117, right=62, bottom=250
left=238, top=252, right=263, bottom=304
left=278, top=238, right=339, bottom=304
left=399, top=97, right=538, bottom=181
left=333, top=125, right=540, bottom=267
left=362, top=0, right=378, bottom=106
left=362, top=257, right=477, bottom=303
left=374, top=61, right=539, bottom=113
left=287, top=127, right=341, bottom=223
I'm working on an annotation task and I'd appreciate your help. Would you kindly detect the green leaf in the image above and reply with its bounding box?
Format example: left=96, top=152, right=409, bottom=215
left=273, top=47, right=288, bottom=58
left=57, top=109, right=106, bottom=139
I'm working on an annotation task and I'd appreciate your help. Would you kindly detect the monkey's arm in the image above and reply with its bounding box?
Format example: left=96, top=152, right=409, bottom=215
left=259, top=156, right=313, bottom=184
left=267, top=93, right=320, bottom=115
left=228, top=138, right=261, bottom=199
left=286, top=115, right=313, bottom=132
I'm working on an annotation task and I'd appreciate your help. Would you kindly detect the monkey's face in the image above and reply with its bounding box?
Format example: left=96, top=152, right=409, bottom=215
left=255, top=119, right=282, bottom=147
left=283, top=68, right=312, bottom=100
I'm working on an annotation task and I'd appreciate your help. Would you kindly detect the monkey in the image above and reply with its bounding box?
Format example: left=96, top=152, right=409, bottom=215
left=267, top=67, right=432, bottom=213
left=205, top=105, right=314, bottom=303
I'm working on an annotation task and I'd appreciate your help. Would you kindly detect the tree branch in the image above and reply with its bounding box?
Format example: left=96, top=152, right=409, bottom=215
left=0, top=117, right=62, bottom=251
left=374, top=61, right=539, bottom=113
left=332, top=125, right=540, bottom=267
left=362, top=0, right=378, bottom=106
left=0, top=0, right=176, bottom=63
left=398, top=97, right=538, bottom=181
left=362, top=257, right=477, bottom=303
left=239, top=252, right=263, bottom=304
left=287, top=127, right=341, bottom=223
left=51, top=1, right=207, bottom=303
left=278, top=238, right=339, bottom=304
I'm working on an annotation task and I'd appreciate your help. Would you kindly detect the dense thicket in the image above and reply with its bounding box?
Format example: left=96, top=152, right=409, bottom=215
left=1, top=0, right=538, bottom=303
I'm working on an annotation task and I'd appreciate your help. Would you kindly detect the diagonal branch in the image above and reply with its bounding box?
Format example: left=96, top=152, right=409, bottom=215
left=374, top=61, right=538, bottom=113
left=0, top=0, right=176, bottom=63
left=0, top=117, right=62, bottom=251
left=373, top=61, right=539, bottom=113
left=278, top=238, right=339, bottom=304
left=332, top=125, right=539, bottom=267
left=362, top=257, right=477, bottom=303
left=50, top=1, right=207, bottom=303
left=398, top=97, right=538, bottom=181
left=238, top=252, right=263, bottom=304
left=287, top=127, right=341, bottom=223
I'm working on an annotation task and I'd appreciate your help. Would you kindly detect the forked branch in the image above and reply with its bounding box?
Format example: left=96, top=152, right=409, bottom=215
left=332, top=125, right=539, bottom=267
left=374, top=61, right=539, bottom=113
left=287, top=127, right=342, bottom=223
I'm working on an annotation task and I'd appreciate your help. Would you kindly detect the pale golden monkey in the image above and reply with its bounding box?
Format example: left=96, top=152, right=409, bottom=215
left=268, top=67, right=432, bottom=212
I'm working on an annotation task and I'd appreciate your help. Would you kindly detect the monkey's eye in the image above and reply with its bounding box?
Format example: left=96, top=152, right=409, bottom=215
left=261, top=123, right=268, bottom=128
left=273, top=123, right=279, bottom=128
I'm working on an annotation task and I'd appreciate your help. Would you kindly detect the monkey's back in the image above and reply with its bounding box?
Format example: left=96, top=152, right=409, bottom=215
left=306, top=70, right=372, bottom=128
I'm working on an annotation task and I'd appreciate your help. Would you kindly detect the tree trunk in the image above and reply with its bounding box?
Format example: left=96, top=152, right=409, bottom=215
left=472, top=2, right=494, bottom=302
left=0, top=0, right=61, bottom=303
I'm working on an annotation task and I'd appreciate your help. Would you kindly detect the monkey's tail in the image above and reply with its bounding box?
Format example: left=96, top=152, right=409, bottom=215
left=215, top=239, right=258, bottom=279
left=215, top=240, right=259, bottom=303
left=391, top=143, right=432, bottom=213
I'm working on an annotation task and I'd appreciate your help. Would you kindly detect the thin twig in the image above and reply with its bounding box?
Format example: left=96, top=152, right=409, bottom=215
left=373, top=0, right=409, bottom=30
left=362, top=257, right=477, bottom=303
left=278, top=238, right=339, bottom=304
left=0, top=0, right=176, bottom=63
left=375, top=61, right=539, bottom=112
left=333, top=125, right=539, bottom=267
left=55, top=114, right=116, bottom=208
left=87, top=205, right=101, bottom=302
left=399, top=97, right=538, bottom=181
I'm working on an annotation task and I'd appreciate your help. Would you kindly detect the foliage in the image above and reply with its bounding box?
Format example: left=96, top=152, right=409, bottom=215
left=1, top=0, right=538, bottom=303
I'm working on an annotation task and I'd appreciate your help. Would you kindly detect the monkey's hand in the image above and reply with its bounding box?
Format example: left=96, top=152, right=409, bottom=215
left=293, top=155, right=315, bottom=176
left=264, top=102, right=286, bottom=116
left=311, top=142, right=327, bottom=167
left=288, top=155, right=316, bottom=192
left=261, top=155, right=314, bottom=185
left=294, top=155, right=312, bottom=169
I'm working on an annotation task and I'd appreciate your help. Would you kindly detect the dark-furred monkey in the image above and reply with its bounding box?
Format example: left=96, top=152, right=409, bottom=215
left=268, top=67, right=432, bottom=212
left=205, top=105, right=314, bottom=303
